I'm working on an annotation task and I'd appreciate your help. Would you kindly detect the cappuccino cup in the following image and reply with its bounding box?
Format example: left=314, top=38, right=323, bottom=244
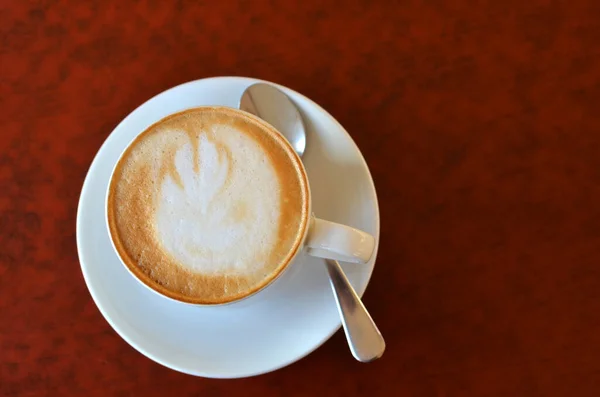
left=106, top=106, right=375, bottom=305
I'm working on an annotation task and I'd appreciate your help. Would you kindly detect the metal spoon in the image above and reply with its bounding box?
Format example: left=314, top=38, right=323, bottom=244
left=240, top=83, right=385, bottom=362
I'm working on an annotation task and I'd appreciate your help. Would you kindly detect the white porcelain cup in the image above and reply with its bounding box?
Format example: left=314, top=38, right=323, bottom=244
left=106, top=106, right=375, bottom=305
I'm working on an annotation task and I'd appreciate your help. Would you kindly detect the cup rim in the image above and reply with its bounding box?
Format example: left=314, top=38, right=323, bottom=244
left=104, top=105, right=312, bottom=306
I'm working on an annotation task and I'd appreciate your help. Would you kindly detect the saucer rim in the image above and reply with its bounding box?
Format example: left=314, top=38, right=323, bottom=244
left=76, top=76, right=380, bottom=378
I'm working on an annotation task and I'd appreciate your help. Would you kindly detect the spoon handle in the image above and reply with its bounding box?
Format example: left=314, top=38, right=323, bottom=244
left=325, top=259, right=385, bottom=362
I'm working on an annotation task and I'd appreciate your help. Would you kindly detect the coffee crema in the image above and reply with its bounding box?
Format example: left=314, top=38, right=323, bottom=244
left=107, top=107, right=309, bottom=304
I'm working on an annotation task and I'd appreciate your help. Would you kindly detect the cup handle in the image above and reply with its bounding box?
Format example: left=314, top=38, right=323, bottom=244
left=305, top=217, right=375, bottom=264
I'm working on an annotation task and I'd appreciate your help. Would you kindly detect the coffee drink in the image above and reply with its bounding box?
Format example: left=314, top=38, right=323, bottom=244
left=107, top=107, right=309, bottom=304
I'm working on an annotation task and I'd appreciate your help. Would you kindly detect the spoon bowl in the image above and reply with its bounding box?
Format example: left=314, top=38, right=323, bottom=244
left=240, top=83, right=306, bottom=158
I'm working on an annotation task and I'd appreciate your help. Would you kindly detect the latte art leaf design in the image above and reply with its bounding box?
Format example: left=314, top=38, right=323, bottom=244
left=154, top=129, right=281, bottom=275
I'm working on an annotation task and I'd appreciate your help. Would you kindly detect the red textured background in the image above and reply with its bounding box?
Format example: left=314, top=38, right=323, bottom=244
left=2, top=0, right=600, bottom=395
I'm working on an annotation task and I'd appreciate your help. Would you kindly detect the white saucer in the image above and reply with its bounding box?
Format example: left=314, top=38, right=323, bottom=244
left=76, top=77, right=380, bottom=378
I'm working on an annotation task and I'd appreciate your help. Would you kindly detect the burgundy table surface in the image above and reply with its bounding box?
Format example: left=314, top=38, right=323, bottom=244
left=2, top=0, right=600, bottom=396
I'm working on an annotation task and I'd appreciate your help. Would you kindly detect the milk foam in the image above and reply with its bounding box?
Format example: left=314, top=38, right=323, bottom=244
left=108, top=107, right=308, bottom=303
left=154, top=126, right=281, bottom=275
